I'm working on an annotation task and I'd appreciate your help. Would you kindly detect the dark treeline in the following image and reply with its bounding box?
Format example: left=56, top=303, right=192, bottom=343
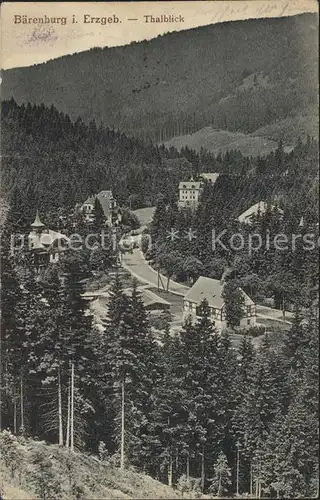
left=1, top=98, right=221, bottom=213
left=1, top=100, right=318, bottom=220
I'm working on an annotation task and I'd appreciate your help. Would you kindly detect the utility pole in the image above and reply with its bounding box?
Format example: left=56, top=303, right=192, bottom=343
left=120, top=378, right=125, bottom=469
left=0, top=323, right=2, bottom=432
left=236, top=441, right=240, bottom=496
left=20, top=376, right=24, bottom=434
left=168, top=454, right=173, bottom=487
left=13, top=397, right=17, bottom=434
left=58, top=366, right=63, bottom=446
left=201, top=445, right=205, bottom=491
left=70, top=362, right=74, bottom=452
left=66, top=379, right=71, bottom=448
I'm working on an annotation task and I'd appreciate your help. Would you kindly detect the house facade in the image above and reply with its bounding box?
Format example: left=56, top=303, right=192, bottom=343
left=183, top=276, right=256, bottom=331
left=178, top=180, right=202, bottom=208
left=28, top=211, right=69, bottom=269
left=81, top=190, right=120, bottom=226
left=178, top=173, right=219, bottom=209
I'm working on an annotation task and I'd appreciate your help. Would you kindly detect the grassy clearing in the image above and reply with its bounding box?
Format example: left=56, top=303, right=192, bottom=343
left=163, top=126, right=282, bottom=157
left=133, top=207, right=155, bottom=227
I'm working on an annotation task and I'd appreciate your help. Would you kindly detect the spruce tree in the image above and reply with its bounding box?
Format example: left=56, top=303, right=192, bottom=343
left=92, top=197, right=106, bottom=232
left=177, top=300, right=221, bottom=489
left=102, top=276, right=157, bottom=469
left=209, top=451, right=232, bottom=497
left=222, top=279, right=245, bottom=329
left=150, top=196, right=167, bottom=244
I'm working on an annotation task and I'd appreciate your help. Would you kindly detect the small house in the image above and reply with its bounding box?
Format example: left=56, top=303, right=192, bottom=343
left=183, top=276, right=256, bottom=331
left=81, top=190, right=119, bottom=226
left=28, top=211, right=69, bottom=269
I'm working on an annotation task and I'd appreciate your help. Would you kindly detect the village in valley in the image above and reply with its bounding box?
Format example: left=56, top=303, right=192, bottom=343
left=22, top=169, right=295, bottom=347
left=0, top=6, right=319, bottom=500
left=1, top=98, right=318, bottom=500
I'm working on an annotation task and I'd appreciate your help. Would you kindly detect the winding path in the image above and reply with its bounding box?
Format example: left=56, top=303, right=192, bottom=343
left=122, top=248, right=189, bottom=296
left=121, top=248, right=293, bottom=326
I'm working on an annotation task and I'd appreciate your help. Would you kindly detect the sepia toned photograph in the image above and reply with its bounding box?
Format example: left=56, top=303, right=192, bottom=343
left=0, top=1, right=319, bottom=498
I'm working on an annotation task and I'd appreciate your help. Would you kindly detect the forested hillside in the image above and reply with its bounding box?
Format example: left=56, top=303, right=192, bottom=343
left=1, top=103, right=319, bottom=499
left=1, top=99, right=196, bottom=211
left=1, top=99, right=319, bottom=219
left=3, top=13, right=318, bottom=150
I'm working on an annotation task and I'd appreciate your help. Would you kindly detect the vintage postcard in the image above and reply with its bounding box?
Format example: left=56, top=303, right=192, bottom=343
left=0, top=1, right=319, bottom=499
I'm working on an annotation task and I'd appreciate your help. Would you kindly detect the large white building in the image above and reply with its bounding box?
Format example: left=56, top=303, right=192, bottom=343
left=178, top=180, right=203, bottom=209
left=178, top=173, right=219, bottom=208
left=183, top=276, right=256, bottom=331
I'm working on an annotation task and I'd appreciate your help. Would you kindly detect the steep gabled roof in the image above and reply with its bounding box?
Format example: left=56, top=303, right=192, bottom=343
left=184, top=276, right=254, bottom=309
left=238, top=201, right=284, bottom=223
left=200, top=172, right=220, bottom=183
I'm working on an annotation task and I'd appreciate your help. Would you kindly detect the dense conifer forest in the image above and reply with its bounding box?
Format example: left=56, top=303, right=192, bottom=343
left=1, top=99, right=319, bottom=215
left=0, top=96, right=319, bottom=498
left=1, top=226, right=319, bottom=497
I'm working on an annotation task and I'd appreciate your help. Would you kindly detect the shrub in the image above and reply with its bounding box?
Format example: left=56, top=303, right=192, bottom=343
left=177, top=474, right=201, bottom=498
left=0, top=430, right=23, bottom=479
left=141, top=234, right=152, bottom=255
left=29, top=449, right=62, bottom=500
left=149, top=311, right=172, bottom=331
left=239, top=325, right=266, bottom=337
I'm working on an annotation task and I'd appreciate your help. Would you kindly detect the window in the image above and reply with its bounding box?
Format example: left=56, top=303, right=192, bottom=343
left=247, top=319, right=251, bottom=325
left=246, top=305, right=255, bottom=317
